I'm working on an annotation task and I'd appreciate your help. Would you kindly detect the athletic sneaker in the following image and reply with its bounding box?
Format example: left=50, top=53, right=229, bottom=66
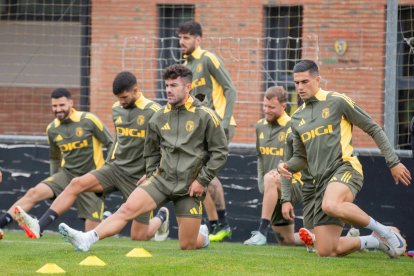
left=383, top=227, right=406, bottom=257
left=0, top=229, right=3, bottom=240
left=199, top=224, right=210, bottom=248
left=154, top=207, right=170, bottom=242
left=209, top=224, right=232, bottom=242
left=372, top=226, right=406, bottom=258
left=14, top=206, right=40, bottom=239
left=299, top=228, right=315, bottom=253
left=371, top=233, right=398, bottom=258
left=243, top=231, right=267, bottom=245
left=59, top=223, right=91, bottom=252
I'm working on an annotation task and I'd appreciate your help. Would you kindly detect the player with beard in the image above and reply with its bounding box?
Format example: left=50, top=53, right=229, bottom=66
left=177, top=21, right=236, bottom=242
left=244, top=86, right=305, bottom=246
left=0, top=88, right=113, bottom=239
left=56, top=64, right=228, bottom=251
left=14, top=72, right=170, bottom=242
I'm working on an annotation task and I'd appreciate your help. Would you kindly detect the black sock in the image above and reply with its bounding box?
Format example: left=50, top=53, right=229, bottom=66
left=155, top=208, right=167, bottom=223
left=209, top=220, right=218, bottom=231
left=258, top=218, right=270, bottom=236
left=38, top=209, right=59, bottom=233
left=217, top=209, right=228, bottom=226
left=0, top=213, right=13, bottom=228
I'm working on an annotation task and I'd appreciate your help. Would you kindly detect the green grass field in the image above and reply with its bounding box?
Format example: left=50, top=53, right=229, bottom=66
left=0, top=230, right=413, bottom=275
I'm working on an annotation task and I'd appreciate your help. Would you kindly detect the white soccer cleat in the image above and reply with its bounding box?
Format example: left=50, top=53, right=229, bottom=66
left=154, top=207, right=170, bottom=242
left=14, top=206, right=40, bottom=239
left=371, top=233, right=398, bottom=258
left=383, top=227, right=406, bottom=258
left=199, top=224, right=210, bottom=248
left=58, top=223, right=91, bottom=252
left=0, top=228, right=3, bottom=240
left=243, top=231, right=267, bottom=245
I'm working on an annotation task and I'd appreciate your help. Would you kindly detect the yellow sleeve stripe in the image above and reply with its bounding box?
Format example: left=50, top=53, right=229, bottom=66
left=150, top=104, right=161, bottom=112
left=204, top=52, right=221, bottom=69
left=111, top=141, right=118, bottom=160
left=332, top=92, right=354, bottom=108
left=85, top=113, right=104, bottom=131
left=201, top=106, right=220, bottom=127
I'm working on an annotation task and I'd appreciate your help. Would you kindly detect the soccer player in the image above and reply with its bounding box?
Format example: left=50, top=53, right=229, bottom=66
left=244, top=86, right=304, bottom=246
left=15, top=72, right=170, bottom=241
left=177, top=21, right=236, bottom=241
left=0, top=88, right=113, bottom=239
left=58, top=64, right=228, bottom=251
left=278, top=60, right=411, bottom=258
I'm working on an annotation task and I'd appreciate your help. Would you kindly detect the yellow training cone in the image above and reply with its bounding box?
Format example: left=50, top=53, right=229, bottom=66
left=36, top=263, right=65, bottom=274
left=126, top=248, right=152, bottom=258
left=79, top=256, right=106, bottom=266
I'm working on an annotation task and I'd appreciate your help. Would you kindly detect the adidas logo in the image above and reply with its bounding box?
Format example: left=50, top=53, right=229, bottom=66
left=259, top=132, right=264, bottom=139
left=55, top=135, right=63, bottom=142
left=161, top=122, right=171, bottom=130
left=298, top=118, right=306, bottom=126
left=115, top=117, right=122, bottom=124
left=189, top=207, right=199, bottom=215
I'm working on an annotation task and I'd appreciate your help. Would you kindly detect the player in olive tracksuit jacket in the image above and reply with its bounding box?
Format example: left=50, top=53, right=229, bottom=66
left=278, top=60, right=410, bottom=258
left=57, top=64, right=228, bottom=252
left=3, top=88, right=113, bottom=240
left=18, top=72, right=170, bottom=242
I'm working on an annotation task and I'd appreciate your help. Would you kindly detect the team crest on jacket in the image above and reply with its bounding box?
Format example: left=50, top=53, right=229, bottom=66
left=185, top=120, right=194, bottom=132
left=322, top=108, right=330, bottom=119
left=75, top=127, right=83, bottom=137
left=278, top=132, right=286, bottom=142
left=197, top=64, right=203, bottom=73
left=137, top=115, right=145, bottom=126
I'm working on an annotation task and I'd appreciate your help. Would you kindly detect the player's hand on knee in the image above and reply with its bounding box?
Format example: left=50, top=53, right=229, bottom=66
left=390, top=163, right=411, bottom=186
left=282, top=202, right=295, bottom=221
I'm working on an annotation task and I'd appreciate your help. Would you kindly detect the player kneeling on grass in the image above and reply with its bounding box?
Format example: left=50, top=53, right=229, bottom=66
left=278, top=60, right=410, bottom=258
left=13, top=71, right=170, bottom=242
left=0, top=88, right=113, bottom=240
left=244, top=87, right=308, bottom=247
left=58, top=64, right=228, bottom=251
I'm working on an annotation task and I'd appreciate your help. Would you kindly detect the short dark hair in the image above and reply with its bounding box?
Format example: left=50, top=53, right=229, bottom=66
left=265, top=86, right=287, bottom=104
left=177, top=21, right=203, bottom=37
left=293, top=60, right=320, bottom=76
left=113, top=71, right=137, bottom=95
left=51, top=88, right=71, bottom=99
left=162, top=64, right=193, bottom=84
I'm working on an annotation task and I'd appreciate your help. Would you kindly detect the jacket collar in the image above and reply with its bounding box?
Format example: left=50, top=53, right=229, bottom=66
left=183, top=46, right=204, bottom=60
left=165, top=96, right=196, bottom=113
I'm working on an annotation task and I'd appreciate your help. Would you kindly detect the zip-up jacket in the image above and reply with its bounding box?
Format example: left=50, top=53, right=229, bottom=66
left=47, top=109, right=113, bottom=176
left=184, top=46, right=236, bottom=130
left=144, top=96, right=228, bottom=195
left=287, top=89, right=400, bottom=183
left=106, top=95, right=161, bottom=180
left=256, top=112, right=290, bottom=189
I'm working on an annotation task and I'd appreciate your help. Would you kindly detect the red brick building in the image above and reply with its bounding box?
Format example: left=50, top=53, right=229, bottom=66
left=1, top=0, right=414, bottom=148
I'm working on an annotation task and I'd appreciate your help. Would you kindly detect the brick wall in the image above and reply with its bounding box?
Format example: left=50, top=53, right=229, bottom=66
left=0, top=88, right=80, bottom=135
left=89, top=0, right=413, bottom=147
